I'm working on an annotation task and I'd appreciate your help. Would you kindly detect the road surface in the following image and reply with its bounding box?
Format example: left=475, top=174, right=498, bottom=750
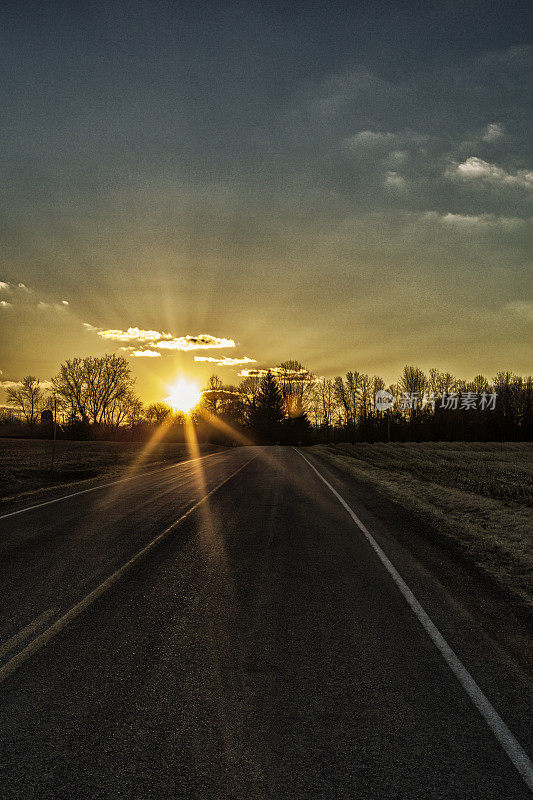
left=0, top=446, right=531, bottom=799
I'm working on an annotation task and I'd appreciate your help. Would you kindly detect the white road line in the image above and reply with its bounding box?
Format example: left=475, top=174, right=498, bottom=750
left=0, top=455, right=256, bottom=687
left=295, top=448, right=533, bottom=794
left=0, top=450, right=226, bottom=521
left=0, top=608, right=58, bottom=660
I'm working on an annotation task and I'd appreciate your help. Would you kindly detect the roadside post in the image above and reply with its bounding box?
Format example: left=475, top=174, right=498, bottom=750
left=51, top=396, right=57, bottom=470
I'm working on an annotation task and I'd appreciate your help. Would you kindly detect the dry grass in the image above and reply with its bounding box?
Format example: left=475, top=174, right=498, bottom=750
left=312, top=442, right=533, bottom=613
left=0, top=438, right=222, bottom=503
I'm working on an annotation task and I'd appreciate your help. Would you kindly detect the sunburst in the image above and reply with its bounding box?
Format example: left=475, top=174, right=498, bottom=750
left=165, top=376, right=201, bottom=414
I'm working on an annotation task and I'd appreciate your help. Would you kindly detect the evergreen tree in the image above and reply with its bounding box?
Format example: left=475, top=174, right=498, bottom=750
left=283, top=411, right=313, bottom=445
left=248, top=371, right=285, bottom=444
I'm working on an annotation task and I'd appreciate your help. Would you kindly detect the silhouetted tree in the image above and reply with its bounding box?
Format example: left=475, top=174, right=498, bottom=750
left=276, top=360, right=313, bottom=417
left=238, top=375, right=261, bottom=414
left=145, top=402, right=173, bottom=425
left=6, top=375, right=43, bottom=430
left=399, top=365, right=428, bottom=425
left=283, top=411, right=313, bottom=445
left=52, top=354, right=138, bottom=427
left=201, top=374, right=224, bottom=415
left=201, top=375, right=247, bottom=430
left=248, top=371, right=285, bottom=444
left=6, top=352, right=530, bottom=444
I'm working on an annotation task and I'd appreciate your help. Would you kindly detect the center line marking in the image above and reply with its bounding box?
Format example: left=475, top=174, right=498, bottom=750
left=295, top=447, right=533, bottom=794
left=0, top=455, right=256, bottom=687
left=0, top=608, right=58, bottom=660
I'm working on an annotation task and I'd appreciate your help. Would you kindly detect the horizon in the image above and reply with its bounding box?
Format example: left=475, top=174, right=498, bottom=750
left=1, top=346, right=530, bottom=412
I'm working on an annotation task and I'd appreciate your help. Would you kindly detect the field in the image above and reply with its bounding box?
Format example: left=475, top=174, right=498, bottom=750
left=312, top=442, right=533, bottom=614
left=0, top=438, right=222, bottom=504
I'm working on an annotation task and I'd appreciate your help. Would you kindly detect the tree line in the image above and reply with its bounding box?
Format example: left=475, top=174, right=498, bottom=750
left=195, top=362, right=533, bottom=443
left=3, top=354, right=532, bottom=443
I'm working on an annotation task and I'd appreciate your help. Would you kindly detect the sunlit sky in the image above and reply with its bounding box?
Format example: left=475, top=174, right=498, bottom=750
left=1, top=1, right=531, bottom=403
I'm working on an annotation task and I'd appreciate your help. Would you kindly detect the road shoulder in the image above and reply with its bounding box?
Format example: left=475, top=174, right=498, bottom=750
left=303, top=447, right=533, bottom=683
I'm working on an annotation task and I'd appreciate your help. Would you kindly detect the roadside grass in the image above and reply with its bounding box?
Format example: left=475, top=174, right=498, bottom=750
left=0, top=438, right=223, bottom=504
left=312, top=442, right=533, bottom=613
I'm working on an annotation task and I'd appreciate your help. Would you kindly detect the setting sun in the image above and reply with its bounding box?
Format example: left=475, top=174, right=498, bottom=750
left=164, top=376, right=202, bottom=414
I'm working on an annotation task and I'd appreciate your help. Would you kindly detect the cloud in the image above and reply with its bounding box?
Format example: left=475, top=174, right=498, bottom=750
left=0, top=380, right=22, bottom=388
left=384, top=150, right=408, bottom=167
left=287, top=50, right=530, bottom=215
left=345, top=130, right=397, bottom=148
left=344, top=130, right=427, bottom=151
left=239, top=369, right=270, bottom=378
left=0, top=379, right=52, bottom=389
left=89, top=325, right=236, bottom=355
left=97, top=327, right=172, bottom=342
left=430, top=212, right=525, bottom=228
left=452, top=157, right=533, bottom=188
left=239, top=366, right=312, bottom=379
left=202, top=388, right=241, bottom=397
left=194, top=356, right=257, bottom=366
left=308, top=67, right=399, bottom=123
left=153, top=335, right=236, bottom=351
left=37, top=300, right=70, bottom=311
left=502, top=301, right=533, bottom=322
left=0, top=282, right=70, bottom=311
left=129, top=349, right=161, bottom=357
left=384, top=171, right=407, bottom=190
left=482, top=123, right=504, bottom=142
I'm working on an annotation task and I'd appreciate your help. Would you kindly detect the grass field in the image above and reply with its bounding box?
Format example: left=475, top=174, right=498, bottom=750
left=312, top=442, right=533, bottom=614
left=0, top=438, right=222, bottom=503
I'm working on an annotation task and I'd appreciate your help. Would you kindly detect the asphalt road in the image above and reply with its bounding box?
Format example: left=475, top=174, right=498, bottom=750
left=0, top=446, right=531, bottom=799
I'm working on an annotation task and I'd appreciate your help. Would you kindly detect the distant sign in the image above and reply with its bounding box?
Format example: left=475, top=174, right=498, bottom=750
left=375, top=390, right=395, bottom=412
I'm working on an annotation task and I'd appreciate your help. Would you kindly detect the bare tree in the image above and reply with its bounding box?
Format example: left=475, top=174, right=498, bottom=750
left=52, top=354, right=137, bottom=426
left=201, top=375, right=224, bottom=415
left=371, top=375, right=386, bottom=414
left=469, top=374, right=490, bottom=394
left=276, top=360, right=313, bottom=417
left=399, top=365, right=427, bottom=422
left=428, top=368, right=457, bottom=395
left=321, top=378, right=336, bottom=428
left=359, top=373, right=372, bottom=424
left=126, top=396, right=144, bottom=427
left=333, top=375, right=351, bottom=427
left=53, top=357, right=88, bottom=421
left=85, top=355, right=133, bottom=424
left=239, top=375, right=261, bottom=405
left=334, top=372, right=362, bottom=427
left=308, top=382, right=322, bottom=427
left=309, top=377, right=336, bottom=433
left=145, top=402, right=173, bottom=425
left=103, top=389, right=139, bottom=428
left=6, top=376, right=43, bottom=429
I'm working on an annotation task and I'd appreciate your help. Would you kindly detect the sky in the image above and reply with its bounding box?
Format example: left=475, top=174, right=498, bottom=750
left=1, top=0, right=531, bottom=403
